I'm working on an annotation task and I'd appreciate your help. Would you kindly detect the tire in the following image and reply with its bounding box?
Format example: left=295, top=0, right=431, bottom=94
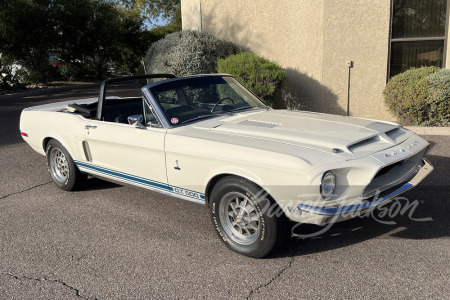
left=46, top=139, right=87, bottom=191
left=209, top=176, right=288, bottom=258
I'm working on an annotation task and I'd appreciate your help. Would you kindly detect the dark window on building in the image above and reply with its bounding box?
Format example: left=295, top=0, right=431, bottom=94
left=389, top=0, right=447, bottom=78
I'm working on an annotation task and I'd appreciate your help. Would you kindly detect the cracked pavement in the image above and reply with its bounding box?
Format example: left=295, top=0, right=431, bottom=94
left=1, top=272, right=93, bottom=299
left=0, top=86, right=449, bottom=299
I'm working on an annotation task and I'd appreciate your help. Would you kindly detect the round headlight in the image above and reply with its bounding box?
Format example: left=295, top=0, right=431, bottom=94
left=320, top=171, right=336, bottom=200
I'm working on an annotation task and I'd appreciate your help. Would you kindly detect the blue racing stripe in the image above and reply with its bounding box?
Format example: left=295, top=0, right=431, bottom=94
left=75, top=160, right=205, bottom=201
left=76, top=161, right=169, bottom=191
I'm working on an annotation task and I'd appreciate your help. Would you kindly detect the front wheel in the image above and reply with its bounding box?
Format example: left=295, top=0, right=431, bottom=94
left=209, top=176, right=288, bottom=258
left=46, top=139, right=87, bottom=191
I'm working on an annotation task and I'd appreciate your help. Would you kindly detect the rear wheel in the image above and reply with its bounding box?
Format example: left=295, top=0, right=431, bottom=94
left=209, top=176, right=288, bottom=258
left=46, top=139, right=87, bottom=191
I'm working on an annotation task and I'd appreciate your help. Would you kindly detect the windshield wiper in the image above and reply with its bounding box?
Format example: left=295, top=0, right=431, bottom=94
left=181, top=114, right=215, bottom=124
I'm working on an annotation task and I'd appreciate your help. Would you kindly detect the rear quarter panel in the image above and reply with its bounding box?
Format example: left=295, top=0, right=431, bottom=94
left=20, top=109, right=88, bottom=160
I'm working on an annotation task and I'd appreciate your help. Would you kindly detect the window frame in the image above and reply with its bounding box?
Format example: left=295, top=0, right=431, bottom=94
left=387, top=0, right=449, bottom=80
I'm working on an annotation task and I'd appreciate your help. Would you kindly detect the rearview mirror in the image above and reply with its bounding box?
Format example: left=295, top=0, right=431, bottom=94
left=128, top=114, right=146, bottom=129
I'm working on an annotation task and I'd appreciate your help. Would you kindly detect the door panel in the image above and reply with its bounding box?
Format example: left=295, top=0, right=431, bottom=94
left=78, top=120, right=169, bottom=194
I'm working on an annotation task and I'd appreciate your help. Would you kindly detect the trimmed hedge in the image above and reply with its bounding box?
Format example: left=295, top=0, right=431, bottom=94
left=383, top=66, right=449, bottom=126
left=217, top=52, right=286, bottom=108
left=144, top=30, right=240, bottom=77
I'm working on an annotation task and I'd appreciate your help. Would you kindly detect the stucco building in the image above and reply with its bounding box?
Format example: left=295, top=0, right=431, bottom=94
left=181, top=0, right=449, bottom=121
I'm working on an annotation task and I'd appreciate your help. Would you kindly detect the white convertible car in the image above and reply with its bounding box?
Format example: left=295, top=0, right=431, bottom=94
left=20, top=74, right=433, bottom=258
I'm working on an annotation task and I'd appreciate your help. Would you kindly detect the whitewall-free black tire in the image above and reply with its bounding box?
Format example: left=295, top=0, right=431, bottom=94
left=209, top=176, right=288, bottom=258
left=46, top=139, right=87, bottom=191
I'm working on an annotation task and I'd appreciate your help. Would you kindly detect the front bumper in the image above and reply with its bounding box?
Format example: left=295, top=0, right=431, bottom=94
left=295, top=158, right=433, bottom=225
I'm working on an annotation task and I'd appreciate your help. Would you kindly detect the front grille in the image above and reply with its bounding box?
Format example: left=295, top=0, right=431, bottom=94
left=363, top=147, right=427, bottom=197
left=373, top=159, right=405, bottom=178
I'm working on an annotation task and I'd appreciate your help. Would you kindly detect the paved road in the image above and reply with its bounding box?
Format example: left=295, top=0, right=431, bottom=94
left=0, top=85, right=449, bottom=299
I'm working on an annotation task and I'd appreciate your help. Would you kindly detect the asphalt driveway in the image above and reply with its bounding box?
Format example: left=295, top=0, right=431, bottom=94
left=0, top=85, right=449, bottom=299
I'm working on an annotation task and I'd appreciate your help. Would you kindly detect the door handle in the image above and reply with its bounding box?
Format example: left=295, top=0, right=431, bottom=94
left=85, top=125, right=97, bottom=130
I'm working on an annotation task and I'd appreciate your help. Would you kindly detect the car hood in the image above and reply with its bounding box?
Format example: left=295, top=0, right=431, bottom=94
left=192, top=109, right=412, bottom=161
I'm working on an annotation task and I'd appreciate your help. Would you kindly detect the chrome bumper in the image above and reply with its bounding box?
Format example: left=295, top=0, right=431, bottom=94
left=297, top=158, right=433, bottom=217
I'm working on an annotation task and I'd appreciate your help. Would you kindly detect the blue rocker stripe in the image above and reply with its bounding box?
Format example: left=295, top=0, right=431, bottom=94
left=297, top=182, right=413, bottom=216
left=75, top=161, right=169, bottom=191
left=75, top=161, right=205, bottom=200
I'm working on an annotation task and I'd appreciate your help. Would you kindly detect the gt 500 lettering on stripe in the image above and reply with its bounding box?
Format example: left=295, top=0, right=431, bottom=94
left=172, top=187, right=203, bottom=199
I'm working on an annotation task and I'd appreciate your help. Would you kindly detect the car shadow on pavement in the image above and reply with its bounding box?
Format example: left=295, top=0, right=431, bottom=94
left=82, top=177, right=122, bottom=191
left=270, top=153, right=449, bottom=259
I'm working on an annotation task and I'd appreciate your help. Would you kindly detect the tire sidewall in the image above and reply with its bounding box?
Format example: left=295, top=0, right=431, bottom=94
left=210, top=178, right=278, bottom=258
left=46, top=140, right=76, bottom=191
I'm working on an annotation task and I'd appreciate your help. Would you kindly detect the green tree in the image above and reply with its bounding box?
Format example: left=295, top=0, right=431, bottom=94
left=54, top=0, right=146, bottom=79
left=80, top=0, right=142, bottom=78
left=0, top=0, right=146, bottom=82
left=52, top=0, right=95, bottom=80
left=0, top=0, right=58, bottom=83
left=117, top=0, right=180, bottom=24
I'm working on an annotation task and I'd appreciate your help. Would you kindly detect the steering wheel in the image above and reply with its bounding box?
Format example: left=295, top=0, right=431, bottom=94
left=210, top=97, right=235, bottom=112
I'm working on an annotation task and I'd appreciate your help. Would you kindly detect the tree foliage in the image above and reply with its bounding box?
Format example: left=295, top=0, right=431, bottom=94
left=0, top=54, right=26, bottom=91
left=0, top=0, right=148, bottom=82
left=117, top=0, right=180, bottom=24
left=0, top=0, right=58, bottom=83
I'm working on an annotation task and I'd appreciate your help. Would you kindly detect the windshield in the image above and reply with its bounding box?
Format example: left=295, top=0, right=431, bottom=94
left=147, top=76, right=267, bottom=126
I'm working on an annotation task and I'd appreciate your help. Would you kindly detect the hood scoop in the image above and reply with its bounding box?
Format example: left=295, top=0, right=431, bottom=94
left=238, top=119, right=281, bottom=128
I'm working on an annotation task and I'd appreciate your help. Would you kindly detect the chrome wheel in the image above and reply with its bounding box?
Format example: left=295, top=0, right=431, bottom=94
left=219, top=192, right=261, bottom=245
left=49, top=147, right=69, bottom=183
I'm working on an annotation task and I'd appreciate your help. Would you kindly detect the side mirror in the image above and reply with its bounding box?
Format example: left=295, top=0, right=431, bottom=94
left=128, top=114, right=146, bottom=129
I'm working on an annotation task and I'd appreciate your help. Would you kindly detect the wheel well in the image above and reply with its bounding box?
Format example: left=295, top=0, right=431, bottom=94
left=205, top=174, right=231, bottom=207
left=42, top=137, right=54, bottom=151
left=205, top=174, right=274, bottom=208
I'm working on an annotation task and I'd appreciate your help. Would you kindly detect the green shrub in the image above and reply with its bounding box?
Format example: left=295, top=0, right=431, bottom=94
left=427, top=69, right=450, bottom=126
left=383, top=66, right=449, bottom=126
left=217, top=52, right=286, bottom=108
left=144, top=30, right=240, bottom=77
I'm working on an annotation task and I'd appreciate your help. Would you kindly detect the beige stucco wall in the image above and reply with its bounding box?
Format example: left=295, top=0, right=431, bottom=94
left=181, top=0, right=407, bottom=121
left=182, top=0, right=329, bottom=112
left=321, top=0, right=392, bottom=118
left=181, top=0, right=202, bottom=31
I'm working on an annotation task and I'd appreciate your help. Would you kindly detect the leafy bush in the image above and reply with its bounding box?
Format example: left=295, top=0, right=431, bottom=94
left=144, top=30, right=240, bottom=77
left=427, top=69, right=450, bottom=126
left=383, top=67, right=449, bottom=126
left=217, top=52, right=286, bottom=108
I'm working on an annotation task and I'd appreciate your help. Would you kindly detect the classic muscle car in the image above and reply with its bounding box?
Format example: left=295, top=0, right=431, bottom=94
left=20, top=74, right=433, bottom=258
